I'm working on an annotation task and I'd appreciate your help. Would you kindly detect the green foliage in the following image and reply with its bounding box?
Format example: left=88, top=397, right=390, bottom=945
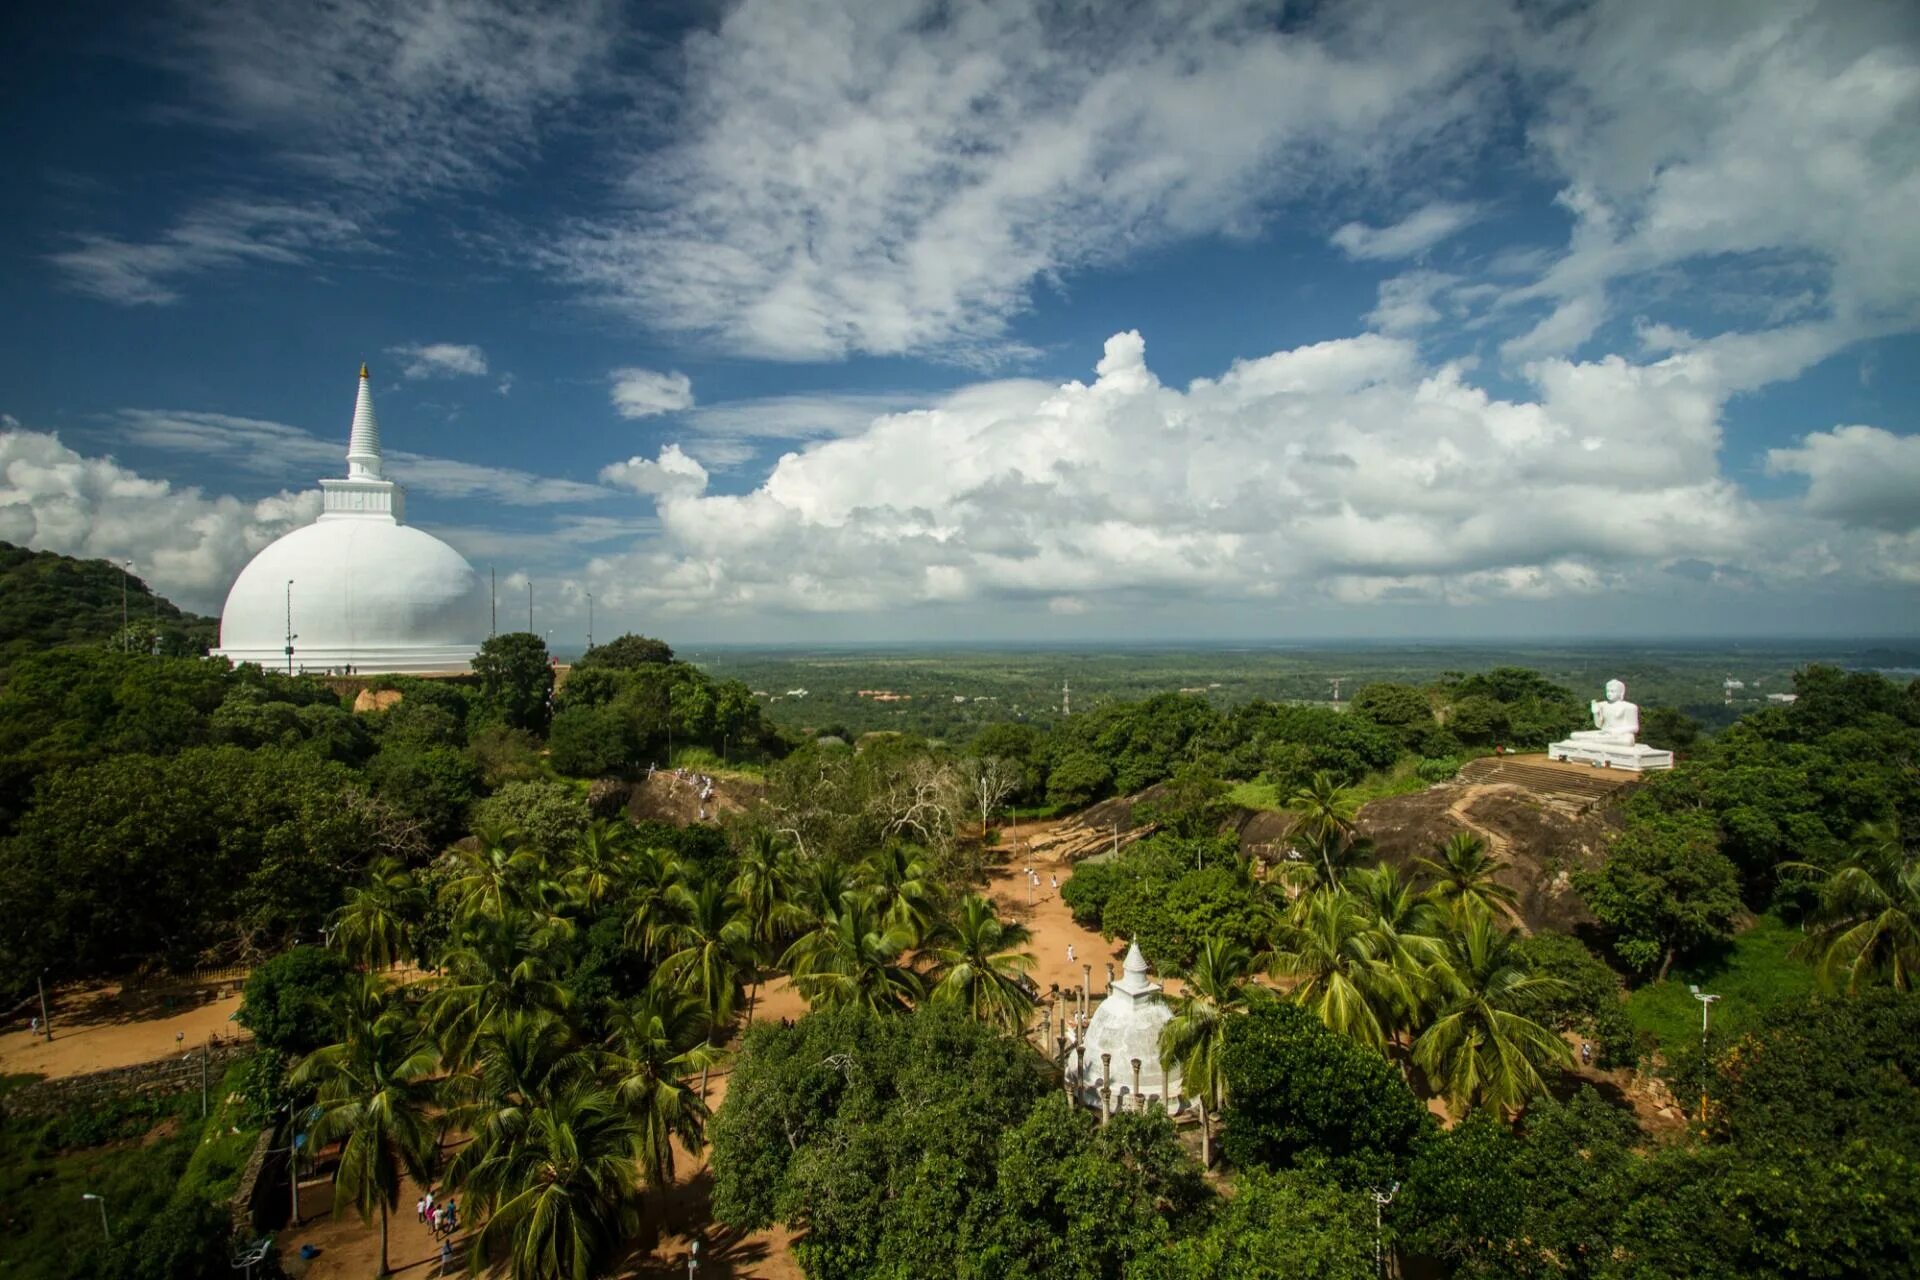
left=1507, top=931, right=1634, bottom=1067
left=1219, top=995, right=1430, bottom=1188
left=466, top=722, right=545, bottom=787
left=0, top=541, right=214, bottom=672
left=470, top=780, right=591, bottom=860
left=238, top=945, right=351, bottom=1055
left=1139, top=1166, right=1374, bottom=1280
left=1623, top=914, right=1815, bottom=1059
left=1443, top=667, right=1586, bottom=748
left=1575, top=810, right=1742, bottom=978
left=548, top=703, right=640, bottom=776
left=1132, top=762, right=1232, bottom=839
left=472, top=631, right=555, bottom=732
left=1045, top=748, right=1111, bottom=808
left=709, top=1006, right=1053, bottom=1278
left=577, top=632, right=675, bottom=669
left=366, top=742, right=481, bottom=847
left=1102, top=864, right=1274, bottom=974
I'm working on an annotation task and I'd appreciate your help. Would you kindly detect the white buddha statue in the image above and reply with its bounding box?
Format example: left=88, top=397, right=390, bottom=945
left=1566, top=678, right=1639, bottom=746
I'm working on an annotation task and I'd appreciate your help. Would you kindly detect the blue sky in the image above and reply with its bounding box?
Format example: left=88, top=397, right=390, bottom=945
left=2, top=0, right=1917, bottom=645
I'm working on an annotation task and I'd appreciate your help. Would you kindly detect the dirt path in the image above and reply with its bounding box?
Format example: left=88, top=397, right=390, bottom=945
left=0, top=982, right=247, bottom=1080
left=1444, top=785, right=1534, bottom=935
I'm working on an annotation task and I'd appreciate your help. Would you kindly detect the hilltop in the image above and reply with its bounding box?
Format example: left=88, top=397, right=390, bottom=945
left=0, top=542, right=215, bottom=671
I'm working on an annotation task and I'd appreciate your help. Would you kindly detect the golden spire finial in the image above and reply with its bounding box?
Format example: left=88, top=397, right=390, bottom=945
left=359, top=362, right=369, bottom=379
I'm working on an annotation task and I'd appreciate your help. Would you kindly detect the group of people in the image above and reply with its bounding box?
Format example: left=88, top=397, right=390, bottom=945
left=648, top=763, right=720, bottom=818
left=417, top=1189, right=460, bottom=1239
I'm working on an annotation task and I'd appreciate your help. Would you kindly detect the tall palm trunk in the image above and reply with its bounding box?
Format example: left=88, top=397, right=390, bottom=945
left=379, top=1200, right=390, bottom=1276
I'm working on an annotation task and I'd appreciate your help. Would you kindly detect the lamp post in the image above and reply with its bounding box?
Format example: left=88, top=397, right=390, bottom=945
left=586, top=592, right=593, bottom=651
left=121, top=560, right=133, bottom=650
left=37, top=968, right=51, bottom=1041
left=686, top=1238, right=700, bottom=1279
left=283, top=580, right=296, bottom=676
left=1690, top=985, right=1722, bottom=1123
left=1371, top=1183, right=1398, bottom=1278
left=81, top=1192, right=110, bottom=1240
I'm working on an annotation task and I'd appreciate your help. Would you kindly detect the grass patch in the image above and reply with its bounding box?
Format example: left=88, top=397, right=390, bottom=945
left=667, top=745, right=769, bottom=780
left=1227, top=780, right=1284, bottom=812
left=1347, top=758, right=1433, bottom=806
left=1007, top=802, right=1069, bottom=821
left=1624, top=913, right=1816, bottom=1058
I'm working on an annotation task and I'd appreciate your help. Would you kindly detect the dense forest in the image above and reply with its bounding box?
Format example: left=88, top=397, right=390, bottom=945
left=0, top=541, right=215, bottom=670
left=1, top=550, right=1916, bottom=1278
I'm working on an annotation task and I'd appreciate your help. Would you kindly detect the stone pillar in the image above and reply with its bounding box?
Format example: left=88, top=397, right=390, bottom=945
left=1131, top=1058, right=1143, bottom=1113
left=1081, top=965, right=1092, bottom=1019
left=1042, top=1004, right=1053, bottom=1054
left=1105, top=962, right=1115, bottom=992
left=1100, top=1082, right=1112, bottom=1126
left=1197, top=1098, right=1211, bottom=1168
left=1075, top=1045, right=1086, bottom=1100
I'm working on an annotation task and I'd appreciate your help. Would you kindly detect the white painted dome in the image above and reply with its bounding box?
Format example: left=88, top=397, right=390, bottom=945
left=1068, top=940, right=1187, bottom=1113
left=211, top=368, right=486, bottom=675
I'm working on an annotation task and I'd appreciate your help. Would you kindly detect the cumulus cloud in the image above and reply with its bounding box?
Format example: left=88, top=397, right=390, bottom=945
left=0, top=427, right=320, bottom=611
left=556, top=0, right=1505, bottom=360
left=575, top=330, right=1875, bottom=617
left=1332, top=202, right=1481, bottom=261
left=599, top=444, right=709, bottom=498
left=1767, top=425, right=1920, bottom=533
left=388, top=343, right=489, bottom=379
left=609, top=369, right=695, bottom=419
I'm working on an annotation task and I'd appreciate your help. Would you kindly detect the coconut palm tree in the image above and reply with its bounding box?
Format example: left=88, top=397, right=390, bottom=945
left=565, top=819, right=634, bottom=916
left=602, top=986, right=720, bottom=1188
left=1786, top=820, right=1920, bottom=993
left=442, top=1010, right=595, bottom=1179
left=427, top=911, right=572, bottom=1069
left=444, top=823, right=542, bottom=922
left=731, top=830, right=809, bottom=1021
left=1346, top=863, right=1445, bottom=979
left=1269, top=887, right=1412, bottom=1051
left=656, top=879, right=756, bottom=1039
left=858, top=842, right=941, bottom=944
left=1283, top=774, right=1370, bottom=891
left=623, top=843, right=689, bottom=960
left=331, top=857, right=423, bottom=971
left=1415, top=832, right=1520, bottom=919
left=459, top=1078, right=647, bottom=1280
left=926, top=894, right=1037, bottom=1032
left=1412, top=902, right=1571, bottom=1116
left=782, top=896, right=924, bottom=1014
left=1158, top=936, right=1256, bottom=1117
left=290, top=976, right=440, bottom=1277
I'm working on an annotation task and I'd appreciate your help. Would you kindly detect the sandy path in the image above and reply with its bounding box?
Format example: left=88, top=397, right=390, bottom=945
left=0, top=982, right=247, bottom=1080
left=1444, top=787, right=1535, bottom=935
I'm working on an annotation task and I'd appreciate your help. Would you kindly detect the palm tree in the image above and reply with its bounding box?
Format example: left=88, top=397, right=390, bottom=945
left=442, top=1010, right=595, bottom=1178
left=858, top=842, right=940, bottom=944
left=1284, top=774, right=1369, bottom=890
left=1786, top=820, right=1920, bottom=993
left=565, top=819, right=634, bottom=916
left=602, top=986, right=720, bottom=1188
left=782, top=896, right=924, bottom=1014
left=290, top=977, right=440, bottom=1277
left=1158, top=936, right=1255, bottom=1117
left=1416, top=832, right=1520, bottom=919
left=731, top=830, right=808, bottom=1022
left=1412, top=902, right=1571, bottom=1116
left=1269, top=887, right=1412, bottom=1051
left=427, top=911, right=572, bottom=1068
left=459, top=1078, right=647, bottom=1280
left=656, top=880, right=756, bottom=1040
left=926, top=894, right=1037, bottom=1032
left=623, top=843, right=689, bottom=960
left=331, top=857, right=424, bottom=970
left=444, top=823, right=542, bottom=922
left=1346, top=863, right=1445, bottom=977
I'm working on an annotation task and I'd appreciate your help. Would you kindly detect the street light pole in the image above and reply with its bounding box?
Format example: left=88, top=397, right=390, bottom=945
left=1690, top=985, right=1722, bottom=1124
left=586, top=592, right=593, bottom=651
left=82, top=1193, right=110, bottom=1240
left=1371, top=1183, right=1398, bottom=1279
left=37, top=969, right=51, bottom=1041
left=284, top=580, right=297, bottom=676
left=121, top=560, right=133, bottom=650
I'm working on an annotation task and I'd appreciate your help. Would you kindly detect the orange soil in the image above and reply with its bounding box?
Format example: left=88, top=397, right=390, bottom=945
left=0, top=981, right=248, bottom=1080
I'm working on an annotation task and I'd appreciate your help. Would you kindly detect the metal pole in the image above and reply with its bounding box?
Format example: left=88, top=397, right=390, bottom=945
left=490, top=566, right=497, bottom=636
left=121, top=561, right=130, bottom=649
left=284, top=580, right=295, bottom=676
left=201, top=1043, right=209, bottom=1118
left=38, top=970, right=51, bottom=1041
left=527, top=581, right=533, bottom=633
left=587, top=592, right=593, bottom=650
left=83, top=1193, right=110, bottom=1240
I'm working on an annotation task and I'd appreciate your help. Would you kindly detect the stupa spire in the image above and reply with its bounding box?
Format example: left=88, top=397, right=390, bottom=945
left=347, top=364, right=383, bottom=480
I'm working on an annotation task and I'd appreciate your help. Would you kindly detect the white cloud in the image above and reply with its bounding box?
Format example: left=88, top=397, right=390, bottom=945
left=1332, top=202, right=1481, bottom=261
left=115, top=409, right=609, bottom=506
left=609, top=369, right=695, bottom=419
left=388, top=343, right=489, bottom=379
left=1767, top=425, right=1920, bottom=533
left=48, top=199, right=361, bottom=306
left=598, top=444, right=709, bottom=498
left=1367, top=271, right=1460, bottom=334
left=0, top=427, right=320, bottom=611
left=576, top=330, right=1880, bottom=618
left=556, top=0, right=1506, bottom=360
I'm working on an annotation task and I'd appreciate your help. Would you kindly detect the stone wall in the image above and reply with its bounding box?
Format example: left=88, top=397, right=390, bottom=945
left=0, top=1035, right=253, bottom=1120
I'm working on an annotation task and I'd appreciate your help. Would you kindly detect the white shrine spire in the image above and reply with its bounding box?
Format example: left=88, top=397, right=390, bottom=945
left=347, top=362, right=383, bottom=480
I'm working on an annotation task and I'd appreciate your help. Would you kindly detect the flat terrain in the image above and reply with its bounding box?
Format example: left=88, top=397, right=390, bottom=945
left=0, top=981, right=246, bottom=1080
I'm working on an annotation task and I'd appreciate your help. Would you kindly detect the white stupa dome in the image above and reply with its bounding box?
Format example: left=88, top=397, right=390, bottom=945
left=211, top=366, right=487, bottom=675
left=1068, top=940, right=1188, bottom=1113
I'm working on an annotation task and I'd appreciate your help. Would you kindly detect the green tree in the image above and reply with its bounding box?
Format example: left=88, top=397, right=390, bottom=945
left=1411, top=904, right=1571, bottom=1116
left=1786, top=819, right=1920, bottom=993
left=656, top=879, right=756, bottom=1039
left=927, top=894, right=1037, bottom=1033
left=459, top=1079, right=646, bottom=1280
left=782, top=897, right=925, bottom=1014
left=1576, top=813, right=1741, bottom=979
left=547, top=704, right=639, bottom=777
left=472, top=632, right=555, bottom=733
left=331, top=857, right=424, bottom=971
left=1415, top=831, right=1520, bottom=919
left=1158, top=935, right=1255, bottom=1121
left=1139, top=1166, right=1373, bottom=1280
left=603, top=986, right=720, bottom=1188
left=1270, top=888, right=1411, bottom=1051
left=1219, top=995, right=1430, bottom=1189
left=366, top=743, right=479, bottom=847
left=237, top=945, right=352, bottom=1055
left=291, top=978, right=440, bottom=1277
left=577, top=632, right=675, bottom=670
